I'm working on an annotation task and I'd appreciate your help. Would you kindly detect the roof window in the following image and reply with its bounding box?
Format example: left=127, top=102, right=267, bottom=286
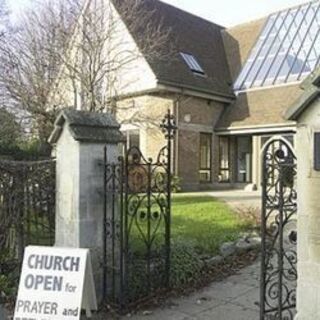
left=180, top=52, right=205, bottom=75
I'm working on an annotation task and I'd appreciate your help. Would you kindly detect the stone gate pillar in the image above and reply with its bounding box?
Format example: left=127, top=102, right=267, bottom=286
left=285, top=72, right=320, bottom=320
left=48, top=109, right=124, bottom=303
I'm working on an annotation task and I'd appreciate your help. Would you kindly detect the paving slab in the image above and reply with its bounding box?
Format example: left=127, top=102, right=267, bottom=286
left=117, top=261, right=260, bottom=320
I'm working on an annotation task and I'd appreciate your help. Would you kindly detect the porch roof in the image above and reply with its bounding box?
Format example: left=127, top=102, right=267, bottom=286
left=215, top=84, right=302, bottom=131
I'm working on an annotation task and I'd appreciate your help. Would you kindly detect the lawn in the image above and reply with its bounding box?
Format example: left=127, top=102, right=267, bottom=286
left=171, top=194, right=252, bottom=255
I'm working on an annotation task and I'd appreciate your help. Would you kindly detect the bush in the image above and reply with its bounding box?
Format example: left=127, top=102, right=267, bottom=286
left=170, top=239, right=203, bottom=288
left=0, top=249, right=19, bottom=304
left=235, top=206, right=261, bottom=233
left=17, top=139, right=52, bottom=160
left=123, top=239, right=203, bottom=299
left=171, top=175, right=182, bottom=193
left=0, top=138, right=52, bottom=160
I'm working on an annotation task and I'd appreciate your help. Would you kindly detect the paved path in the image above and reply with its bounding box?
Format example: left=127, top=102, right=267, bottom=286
left=206, top=190, right=261, bottom=210
left=122, top=261, right=260, bottom=320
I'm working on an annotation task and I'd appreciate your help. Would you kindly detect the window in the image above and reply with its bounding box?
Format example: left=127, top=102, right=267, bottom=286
left=219, top=137, right=230, bottom=182
left=125, top=130, right=140, bottom=149
left=124, top=130, right=140, bottom=162
left=236, top=136, right=252, bottom=183
left=180, top=52, right=205, bottom=75
left=199, top=133, right=212, bottom=182
left=234, top=1, right=320, bottom=91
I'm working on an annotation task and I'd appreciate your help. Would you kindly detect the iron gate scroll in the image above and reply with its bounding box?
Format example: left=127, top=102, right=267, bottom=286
left=260, top=139, right=297, bottom=320
left=103, top=111, right=176, bottom=309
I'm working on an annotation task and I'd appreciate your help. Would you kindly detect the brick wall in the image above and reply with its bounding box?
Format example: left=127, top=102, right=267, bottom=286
left=117, top=93, right=226, bottom=191
left=177, top=96, right=225, bottom=190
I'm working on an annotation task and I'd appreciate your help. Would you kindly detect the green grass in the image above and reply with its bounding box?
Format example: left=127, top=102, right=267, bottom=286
left=22, top=194, right=252, bottom=258
left=171, top=195, right=252, bottom=255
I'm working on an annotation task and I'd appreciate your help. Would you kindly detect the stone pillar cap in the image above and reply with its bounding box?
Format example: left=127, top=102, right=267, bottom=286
left=48, top=109, right=125, bottom=144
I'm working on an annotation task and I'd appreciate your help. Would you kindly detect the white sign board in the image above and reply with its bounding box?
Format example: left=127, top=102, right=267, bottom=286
left=14, top=246, right=97, bottom=320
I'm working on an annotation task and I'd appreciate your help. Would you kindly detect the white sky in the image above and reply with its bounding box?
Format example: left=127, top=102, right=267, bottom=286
left=161, top=0, right=310, bottom=26
left=8, top=0, right=311, bottom=26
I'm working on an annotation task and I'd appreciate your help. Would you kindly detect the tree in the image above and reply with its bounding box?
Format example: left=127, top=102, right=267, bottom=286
left=50, top=0, right=172, bottom=114
left=0, top=0, right=172, bottom=142
left=0, top=0, right=79, bottom=142
left=0, top=0, right=9, bottom=38
left=0, top=108, right=21, bottom=152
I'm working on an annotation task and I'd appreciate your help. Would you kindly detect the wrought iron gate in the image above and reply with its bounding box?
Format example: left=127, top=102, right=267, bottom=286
left=260, top=139, right=297, bottom=320
left=103, top=111, right=176, bottom=309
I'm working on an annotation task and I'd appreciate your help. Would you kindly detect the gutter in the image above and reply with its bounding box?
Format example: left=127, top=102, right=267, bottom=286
left=114, top=83, right=235, bottom=104
left=157, top=80, right=235, bottom=104
left=215, top=123, right=297, bottom=135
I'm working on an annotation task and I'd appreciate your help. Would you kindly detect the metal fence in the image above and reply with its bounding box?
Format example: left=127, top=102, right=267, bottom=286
left=103, top=111, right=176, bottom=310
left=260, top=139, right=297, bottom=320
left=0, top=159, right=56, bottom=304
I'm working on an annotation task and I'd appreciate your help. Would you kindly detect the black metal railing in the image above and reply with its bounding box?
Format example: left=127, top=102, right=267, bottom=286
left=260, top=139, right=297, bottom=320
left=0, top=159, right=56, bottom=304
left=103, top=111, right=176, bottom=310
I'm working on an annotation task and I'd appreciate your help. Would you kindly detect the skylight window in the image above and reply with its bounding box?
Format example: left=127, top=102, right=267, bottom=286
left=180, top=52, right=205, bottom=75
left=234, top=1, right=320, bottom=91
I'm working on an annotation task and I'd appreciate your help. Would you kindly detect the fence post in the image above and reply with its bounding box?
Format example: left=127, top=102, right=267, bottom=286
left=48, top=109, right=124, bottom=304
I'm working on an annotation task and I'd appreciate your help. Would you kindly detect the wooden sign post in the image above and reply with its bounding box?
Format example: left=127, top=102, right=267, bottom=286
left=14, top=246, right=97, bottom=320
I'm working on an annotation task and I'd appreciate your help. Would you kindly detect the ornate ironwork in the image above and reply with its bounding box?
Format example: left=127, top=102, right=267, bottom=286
left=103, top=110, right=176, bottom=310
left=260, top=139, right=297, bottom=320
left=0, top=159, right=56, bottom=304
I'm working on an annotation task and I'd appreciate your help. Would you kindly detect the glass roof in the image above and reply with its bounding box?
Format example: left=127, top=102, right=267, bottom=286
left=234, top=1, right=320, bottom=91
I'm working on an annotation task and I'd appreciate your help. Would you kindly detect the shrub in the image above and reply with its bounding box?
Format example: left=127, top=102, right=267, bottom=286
left=0, top=138, right=52, bottom=160
left=235, top=206, right=261, bottom=233
left=171, top=175, right=182, bottom=193
left=170, top=239, right=203, bottom=288
left=0, top=249, right=19, bottom=305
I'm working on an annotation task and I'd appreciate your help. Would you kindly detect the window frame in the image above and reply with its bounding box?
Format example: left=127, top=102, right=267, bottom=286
left=199, top=133, right=212, bottom=183
left=219, top=136, right=231, bottom=183
left=180, top=52, right=205, bottom=75
left=235, top=136, right=253, bottom=183
left=124, top=129, right=140, bottom=150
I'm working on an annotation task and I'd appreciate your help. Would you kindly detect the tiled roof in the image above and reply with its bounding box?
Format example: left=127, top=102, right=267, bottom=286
left=48, top=109, right=124, bottom=143
left=112, top=0, right=234, bottom=99
left=216, top=84, right=303, bottom=130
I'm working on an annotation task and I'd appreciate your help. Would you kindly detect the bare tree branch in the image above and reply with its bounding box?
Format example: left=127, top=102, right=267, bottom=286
left=0, top=0, right=173, bottom=142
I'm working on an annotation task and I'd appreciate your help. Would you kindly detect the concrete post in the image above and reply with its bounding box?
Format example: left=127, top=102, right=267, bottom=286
left=294, top=105, right=320, bottom=319
left=285, top=88, right=320, bottom=319
left=48, top=109, right=124, bottom=303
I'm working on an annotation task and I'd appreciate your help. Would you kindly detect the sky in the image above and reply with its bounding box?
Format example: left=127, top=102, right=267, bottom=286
left=8, top=0, right=310, bottom=26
